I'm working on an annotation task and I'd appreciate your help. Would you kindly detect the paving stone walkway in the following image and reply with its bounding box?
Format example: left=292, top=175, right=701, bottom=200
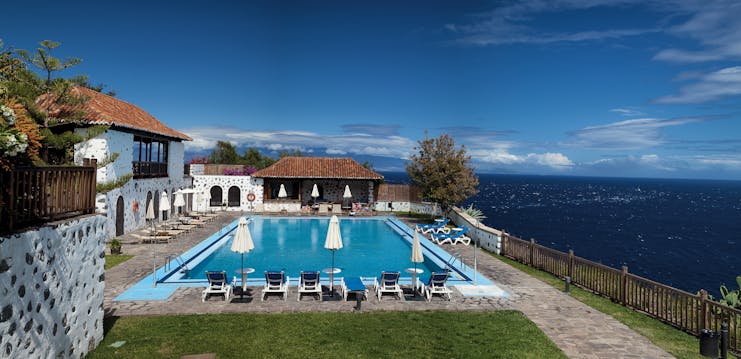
left=104, top=213, right=674, bottom=358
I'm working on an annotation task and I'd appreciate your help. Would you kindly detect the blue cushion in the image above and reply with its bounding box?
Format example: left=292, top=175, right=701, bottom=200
left=345, top=277, right=366, bottom=292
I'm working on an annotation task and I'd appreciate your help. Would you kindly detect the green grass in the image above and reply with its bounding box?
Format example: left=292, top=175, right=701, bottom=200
left=489, top=252, right=721, bottom=359
left=90, top=311, right=565, bottom=359
left=105, top=254, right=133, bottom=270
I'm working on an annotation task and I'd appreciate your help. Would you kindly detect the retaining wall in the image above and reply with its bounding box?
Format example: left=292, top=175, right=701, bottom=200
left=0, top=215, right=107, bottom=358
left=449, top=206, right=502, bottom=254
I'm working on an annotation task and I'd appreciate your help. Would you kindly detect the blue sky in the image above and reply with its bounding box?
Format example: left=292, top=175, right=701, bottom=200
left=3, top=0, right=741, bottom=179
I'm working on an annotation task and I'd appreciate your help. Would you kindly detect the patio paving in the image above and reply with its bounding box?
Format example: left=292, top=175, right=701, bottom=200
left=104, top=212, right=674, bottom=359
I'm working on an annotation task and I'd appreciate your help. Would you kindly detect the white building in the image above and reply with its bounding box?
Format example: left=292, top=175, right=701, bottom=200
left=40, top=86, right=192, bottom=236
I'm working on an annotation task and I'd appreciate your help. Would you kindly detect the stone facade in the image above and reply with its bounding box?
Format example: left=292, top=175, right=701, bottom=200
left=73, top=128, right=188, bottom=237
left=191, top=175, right=264, bottom=212
left=298, top=179, right=374, bottom=204
left=373, top=201, right=442, bottom=216
left=0, top=215, right=107, bottom=358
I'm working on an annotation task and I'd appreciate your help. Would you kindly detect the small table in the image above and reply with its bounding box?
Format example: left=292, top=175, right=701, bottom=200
left=235, top=268, right=255, bottom=292
left=322, top=268, right=342, bottom=293
left=405, top=268, right=424, bottom=296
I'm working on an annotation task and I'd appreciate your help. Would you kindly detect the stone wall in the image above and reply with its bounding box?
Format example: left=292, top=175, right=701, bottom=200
left=74, top=129, right=133, bottom=183
left=373, top=201, right=442, bottom=216
left=299, top=180, right=373, bottom=204
left=449, top=206, right=502, bottom=254
left=0, top=215, right=107, bottom=358
left=191, top=175, right=264, bottom=212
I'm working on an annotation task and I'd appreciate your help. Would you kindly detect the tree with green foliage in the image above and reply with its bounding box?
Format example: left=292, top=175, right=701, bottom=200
left=278, top=149, right=304, bottom=158
left=16, top=40, right=85, bottom=125
left=406, top=133, right=479, bottom=209
left=208, top=141, right=241, bottom=164
left=1, top=39, right=114, bottom=164
left=242, top=147, right=275, bottom=169
left=361, top=160, right=374, bottom=171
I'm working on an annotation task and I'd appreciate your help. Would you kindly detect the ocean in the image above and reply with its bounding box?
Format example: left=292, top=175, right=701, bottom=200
left=382, top=172, right=741, bottom=296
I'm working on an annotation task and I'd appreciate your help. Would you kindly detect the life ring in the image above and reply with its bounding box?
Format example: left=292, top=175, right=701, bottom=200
left=132, top=199, right=139, bottom=212
left=246, top=192, right=256, bottom=202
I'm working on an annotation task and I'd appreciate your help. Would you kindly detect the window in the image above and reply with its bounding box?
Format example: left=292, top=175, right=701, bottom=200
left=133, top=135, right=169, bottom=178
left=210, top=186, right=223, bottom=206
left=228, top=186, right=241, bottom=207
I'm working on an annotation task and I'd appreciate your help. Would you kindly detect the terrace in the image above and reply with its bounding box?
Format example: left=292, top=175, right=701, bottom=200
left=104, top=211, right=673, bottom=358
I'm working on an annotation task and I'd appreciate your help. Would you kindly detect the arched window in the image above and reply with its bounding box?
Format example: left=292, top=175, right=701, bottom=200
left=210, top=186, right=223, bottom=206
left=228, top=186, right=241, bottom=207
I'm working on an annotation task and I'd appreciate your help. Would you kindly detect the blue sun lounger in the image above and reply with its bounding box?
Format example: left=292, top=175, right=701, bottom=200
left=340, top=276, right=368, bottom=301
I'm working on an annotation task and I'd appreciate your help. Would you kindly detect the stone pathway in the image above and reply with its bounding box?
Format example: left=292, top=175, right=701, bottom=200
left=104, top=213, right=674, bottom=358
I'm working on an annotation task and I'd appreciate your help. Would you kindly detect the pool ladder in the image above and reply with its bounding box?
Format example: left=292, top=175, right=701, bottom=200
left=447, top=253, right=467, bottom=271
left=165, top=253, right=190, bottom=274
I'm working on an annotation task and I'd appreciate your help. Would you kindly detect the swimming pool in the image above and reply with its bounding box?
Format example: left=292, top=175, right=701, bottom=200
left=115, top=216, right=506, bottom=301
left=183, top=216, right=445, bottom=282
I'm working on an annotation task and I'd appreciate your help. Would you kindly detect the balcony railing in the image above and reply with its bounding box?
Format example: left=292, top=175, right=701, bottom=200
left=0, top=159, right=97, bottom=233
left=133, top=161, right=168, bottom=178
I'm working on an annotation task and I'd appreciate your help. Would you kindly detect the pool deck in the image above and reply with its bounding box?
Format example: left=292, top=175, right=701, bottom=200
left=105, top=212, right=672, bottom=359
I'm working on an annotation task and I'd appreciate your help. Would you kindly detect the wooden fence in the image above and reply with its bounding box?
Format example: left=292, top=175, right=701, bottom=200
left=0, top=159, right=97, bottom=233
left=501, top=233, right=741, bottom=355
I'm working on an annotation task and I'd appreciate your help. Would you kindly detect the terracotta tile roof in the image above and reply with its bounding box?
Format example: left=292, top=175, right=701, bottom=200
left=36, top=86, right=191, bottom=141
left=376, top=184, right=420, bottom=202
left=252, top=157, right=383, bottom=180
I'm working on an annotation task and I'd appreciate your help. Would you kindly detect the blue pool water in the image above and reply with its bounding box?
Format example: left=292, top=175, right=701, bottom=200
left=184, top=216, right=444, bottom=283
left=115, top=216, right=501, bottom=301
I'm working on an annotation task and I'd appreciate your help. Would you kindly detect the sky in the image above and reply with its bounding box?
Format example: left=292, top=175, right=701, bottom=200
left=3, top=0, right=741, bottom=179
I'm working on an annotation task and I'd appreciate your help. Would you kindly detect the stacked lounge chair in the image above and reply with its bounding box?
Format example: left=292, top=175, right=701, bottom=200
left=431, top=226, right=471, bottom=245
left=414, top=218, right=450, bottom=234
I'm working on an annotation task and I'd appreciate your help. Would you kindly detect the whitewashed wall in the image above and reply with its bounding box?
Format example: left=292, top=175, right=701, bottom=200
left=449, top=206, right=502, bottom=254
left=74, top=128, right=190, bottom=237
left=167, top=141, right=184, bottom=182
left=0, top=215, right=107, bottom=358
left=102, top=176, right=191, bottom=237
left=191, top=175, right=264, bottom=212
left=74, top=129, right=133, bottom=183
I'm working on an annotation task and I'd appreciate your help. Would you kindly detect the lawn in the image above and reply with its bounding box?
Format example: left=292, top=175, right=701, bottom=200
left=489, top=253, right=720, bottom=359
left=90, top=311, right=565, bottom=359
left=105, top=254, right=133, bottom=270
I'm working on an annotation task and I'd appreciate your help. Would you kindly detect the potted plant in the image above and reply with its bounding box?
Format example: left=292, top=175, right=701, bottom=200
left=109, top=238, right=122, bottom=255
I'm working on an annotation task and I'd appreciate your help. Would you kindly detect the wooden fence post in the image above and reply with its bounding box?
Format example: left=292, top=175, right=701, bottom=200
left=699, top=289, right=708, bottom=330
left=529, top=238, right=535, bottom=266
left=621, top=266, right=628, bottom=305
left=501, top=230, right=507, bottom=256
left=568, top=249, right=574, bottom=280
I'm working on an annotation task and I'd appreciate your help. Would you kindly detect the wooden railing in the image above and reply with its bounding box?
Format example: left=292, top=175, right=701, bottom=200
left=0, top=159, right=97, bottom=233
left=132, top=161, right=167, bottom=178
left=500, top=233, right=740, bottom=355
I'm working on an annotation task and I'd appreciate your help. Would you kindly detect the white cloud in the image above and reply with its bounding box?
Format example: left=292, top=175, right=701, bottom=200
left=325, top=148, right=347, bottom=155
left=527, top=152, right=574, bottom=168
left=182, top=127, right=416, bottom=159
left=653, top=1, right=741, bottom=63
left=566, top=117, right=710, bottom=149
left=610, top=108, right=645, bottom=117
left=445, top=1, right=659, bottom=46
left=470, top=148, right=573, bottom=170
left=654, top=66, right=741, bottom=104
